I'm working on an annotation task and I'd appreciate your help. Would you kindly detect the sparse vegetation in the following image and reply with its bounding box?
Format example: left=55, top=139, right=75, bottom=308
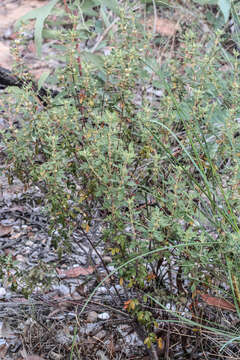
left=0, top=0, right=240, bottom=358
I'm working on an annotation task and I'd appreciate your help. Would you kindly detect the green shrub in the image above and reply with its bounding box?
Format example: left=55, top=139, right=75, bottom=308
left=1, top=1, right=240, bottom=349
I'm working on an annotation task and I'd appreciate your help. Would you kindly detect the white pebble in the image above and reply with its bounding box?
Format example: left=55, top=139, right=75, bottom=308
left=97, top=312, right=110, bottom=320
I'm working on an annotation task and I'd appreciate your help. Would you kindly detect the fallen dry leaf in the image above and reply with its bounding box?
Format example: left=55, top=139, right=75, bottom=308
left=0, top=342, right=8, bottom=359
left=198, top=292, right=236, bottom=312
left=145, top=17, right=180, bottom=37
left=0, top=320, right=16, bottom=338
left=24, top=355, right=46, bottom=360
left=56, top=266, right=95, bottom=278
left=0, top=225, right=12, bottom=237
left=11, top=232, right=23, bottom=240
left=21, top=348, right=46, bottom=360
left=0, top=42, right=12, bottom=68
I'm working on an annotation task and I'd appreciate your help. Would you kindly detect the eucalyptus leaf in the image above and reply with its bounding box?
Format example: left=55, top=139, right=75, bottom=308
left=192, top=0, right=231, bottom=23
left=15, top=0, right=58, bottom=57
left=218, top=0, right=231, bottom=22
left=192, top=0, right=217, bottom=5
left=141, top=0, right=171, bottom=5
left=100, top=6, right=111, bottom=28
left=42, top=29, right=61, bottom=40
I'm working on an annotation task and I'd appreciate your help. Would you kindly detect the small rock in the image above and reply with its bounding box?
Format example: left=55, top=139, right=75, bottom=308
left=96, top=287, right=108, bottom=295
left=0, top=337, right=6, bottom=345
left=96, top=350, right=109, bottom=360
left=58, top=284, right=70, bottom=296
left=110, top=284, right=124, bottom=295
left=117, top=324, right=131, bottom=337
left=87, top=311, right=98, bottom=323
left=55, top=330, right=72, bottom=345
left=79, top=323, right=95, bottom=335
left=23, top=247, right=31, bottom=255
left=125, top=332, right=143, bottom=347
left=49, top=350, right=64, bottom=359
left=97, top=312, right=110, bottom=320
left=0, top=288, right=6, bottom=298
left=95, top=329, right=106, bottom=340
left=25, top=240, right=34, bottom=247
left=102, top=256, right=112, bottom=264
left=107, top=266, right=115, bottom=272
left=16, top=254, right=26, bottom=262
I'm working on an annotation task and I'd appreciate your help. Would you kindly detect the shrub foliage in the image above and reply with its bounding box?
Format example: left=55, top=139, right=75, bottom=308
left=1, top=1, right=240, bottom=349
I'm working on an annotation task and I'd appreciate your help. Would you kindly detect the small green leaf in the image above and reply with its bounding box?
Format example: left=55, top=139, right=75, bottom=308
left=192, top=0, right=217, bottom=4
left=218, top=0, right=231, bottom=23
left=38, top=70, right=50, bottom=91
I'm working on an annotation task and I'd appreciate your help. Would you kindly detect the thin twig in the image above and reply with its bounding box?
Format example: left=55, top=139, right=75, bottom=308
left=152, top=0, right=157, bottom=35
